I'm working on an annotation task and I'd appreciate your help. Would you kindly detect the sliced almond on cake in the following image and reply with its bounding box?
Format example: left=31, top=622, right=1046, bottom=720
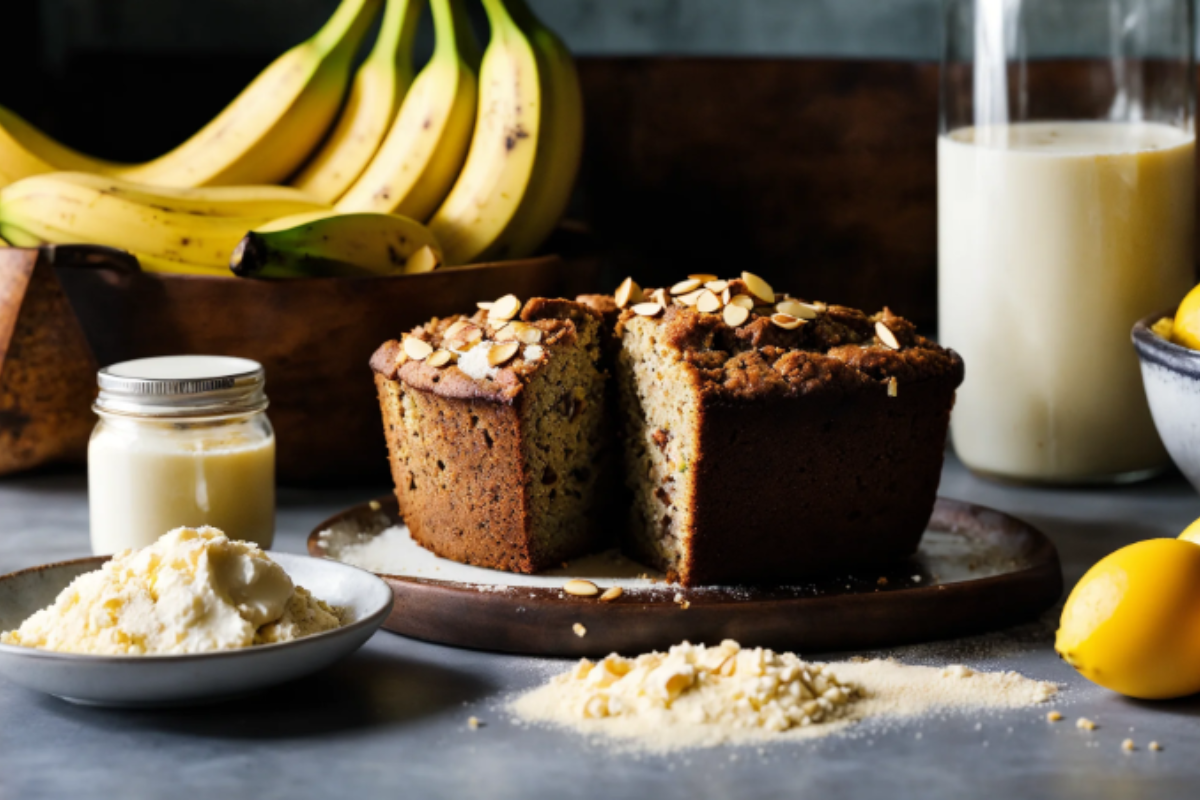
left=741, top=271, right=775, bottom=305
left=875, top=321, right=901, bottom=350
left=403, top=336, right=434, bottom=360
left=615, top=277, right=642, bottom=308
left=770, top=313, right=806, bottom=330
left=488, top=342, right=521, bottom=366
left=729, top=294, right=755, bottom=310
left=777, top=300, right=819, bottom=320
left=632, top=302, right=664, bottom=317
left=489, top=294, right=522, bottom=323
left=670, top=278, right=702, bottom=295
left=723, top=304, right=750, bottom=327
left=426, top=349, right=454, bottom=367
left=517, top=325, right=543, bottom=344
left=696, top=289, right=722, bottom=313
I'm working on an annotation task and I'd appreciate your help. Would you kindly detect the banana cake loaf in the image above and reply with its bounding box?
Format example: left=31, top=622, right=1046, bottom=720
left=370, top=295, right=613, bottom=573
left=602, top=273, right=964, bottom=586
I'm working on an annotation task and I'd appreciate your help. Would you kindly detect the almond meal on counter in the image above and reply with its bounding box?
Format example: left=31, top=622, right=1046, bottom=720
left=511, top=640, right=1058, bottom=752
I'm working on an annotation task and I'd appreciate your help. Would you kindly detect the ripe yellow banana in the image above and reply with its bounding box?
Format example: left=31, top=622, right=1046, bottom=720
left=0, top=105, right=127, bottom=177
left=336, top=0, right=480, bottom=222
left=0, top=1, right=379, bottom=190
left=291, top=0, right=424, bottom=204
left=0, top=106, right=122, bottom=189
left=114, top=0, right=382, bottom=187
left=0, top=172, right=308, bottom=274
left=480, top=0, right=583, bottom=260
left=426, top=0, right=544, bottom=264
left=230, top=210, right=442, bottom=278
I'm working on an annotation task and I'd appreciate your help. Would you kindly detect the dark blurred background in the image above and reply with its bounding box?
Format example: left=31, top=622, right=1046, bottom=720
left=5, top=1, right=941, bottom=160
left=8, top=0, right=1192, bottom=327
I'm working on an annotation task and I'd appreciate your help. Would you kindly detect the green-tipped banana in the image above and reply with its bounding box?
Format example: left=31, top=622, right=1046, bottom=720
left=230, top=211, right=442, bottom=278
left=336, top=0, right=480, bottom=220
left=291, top=0, right=424, bottom=203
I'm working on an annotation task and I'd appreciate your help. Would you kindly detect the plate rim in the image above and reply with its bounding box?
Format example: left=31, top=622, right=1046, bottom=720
left=306, top=494, right=1060, bottom=603
left=306, top=495, right=1063, bottom=655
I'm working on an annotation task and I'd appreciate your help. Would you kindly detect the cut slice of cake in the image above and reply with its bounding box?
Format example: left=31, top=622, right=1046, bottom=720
left=609, top=273, right=964, bottom=586
left=370, top=296, right=613, bottom=573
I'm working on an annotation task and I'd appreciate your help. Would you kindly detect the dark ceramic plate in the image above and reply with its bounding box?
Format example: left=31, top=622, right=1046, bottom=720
left=308, top=497, right=1062, bottom=657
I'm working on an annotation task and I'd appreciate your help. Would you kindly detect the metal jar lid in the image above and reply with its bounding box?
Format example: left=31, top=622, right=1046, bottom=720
left=95, top=356, right=268, bottom=418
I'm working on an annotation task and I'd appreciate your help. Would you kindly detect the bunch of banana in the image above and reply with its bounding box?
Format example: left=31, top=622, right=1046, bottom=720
left=0, top=0, right=381, bottom=189
left=291, top=0, right=424, bottom=203
left=425, top=0, right=583, bottom=265
left=230, top=211, right=442, bottom=278
left=0, top=0, right=583, bottom=276
left=336, top=0, right=481, bottom=222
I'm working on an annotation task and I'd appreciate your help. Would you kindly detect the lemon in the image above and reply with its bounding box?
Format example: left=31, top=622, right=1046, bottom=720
left=1180, top=517, right=1200, bottom=545
left=1171, top=284, right=1200, bottom=350
left=1055, top=539, right=1200, bottom=699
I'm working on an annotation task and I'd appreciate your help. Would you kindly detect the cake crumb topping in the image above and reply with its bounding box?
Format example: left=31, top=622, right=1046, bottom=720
left=607, top=272, right=962, bottom=402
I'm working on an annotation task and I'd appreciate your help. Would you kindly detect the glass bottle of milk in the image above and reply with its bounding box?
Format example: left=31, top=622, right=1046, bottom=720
left=88, top=357, right=276, bottom=554
left=939, top=0, right=1195, bottom=484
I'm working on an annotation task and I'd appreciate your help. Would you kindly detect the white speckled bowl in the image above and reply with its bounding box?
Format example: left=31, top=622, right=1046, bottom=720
left=0, top=553, right=393, bottom=708
left=1133, top=309, right=1200, bottom=493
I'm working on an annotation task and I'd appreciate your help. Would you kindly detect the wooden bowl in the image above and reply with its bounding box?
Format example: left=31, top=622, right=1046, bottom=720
left=47, top=251, right=604, bottom=484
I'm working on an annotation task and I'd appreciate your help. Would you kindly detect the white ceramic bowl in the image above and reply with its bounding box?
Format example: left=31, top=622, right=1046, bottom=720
left=1133, top=309, right=1200, bottom=493
left=0, top=552, right=393, bottom=708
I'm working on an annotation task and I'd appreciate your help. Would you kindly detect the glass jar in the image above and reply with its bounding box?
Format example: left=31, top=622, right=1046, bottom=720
left=939, top=0, right=1195, bottom=484
left=88, top=356, right=276, bottom=555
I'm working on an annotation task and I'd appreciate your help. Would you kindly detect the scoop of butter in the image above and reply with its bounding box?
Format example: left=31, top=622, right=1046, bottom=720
left=2, top=527, right=297, bottom=655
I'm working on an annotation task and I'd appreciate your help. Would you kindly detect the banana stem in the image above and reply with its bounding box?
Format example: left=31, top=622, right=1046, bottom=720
left=431, top=0, right=482, bottom=66
left=368, top=0, right=424, bottom=75
left=488, top=0, right=541, bottom=32
left=311, top=0, right=385, bottom=57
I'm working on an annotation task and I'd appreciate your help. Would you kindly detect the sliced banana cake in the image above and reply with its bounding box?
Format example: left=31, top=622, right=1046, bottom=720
left=607, top=273, right=964, bottom=586
left=370, top=296, right=613, bottom=573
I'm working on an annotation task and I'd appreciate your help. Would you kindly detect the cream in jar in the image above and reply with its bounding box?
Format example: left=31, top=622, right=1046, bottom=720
left=88, top=356, right=275, bottom=555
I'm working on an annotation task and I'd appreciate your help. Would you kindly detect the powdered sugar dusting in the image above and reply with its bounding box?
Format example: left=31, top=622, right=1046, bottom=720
left=457, top=341, right=499, bottom=381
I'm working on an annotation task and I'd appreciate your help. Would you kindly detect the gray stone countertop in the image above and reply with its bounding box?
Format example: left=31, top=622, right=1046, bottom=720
left=2, top=454, right=1200, bottom=800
